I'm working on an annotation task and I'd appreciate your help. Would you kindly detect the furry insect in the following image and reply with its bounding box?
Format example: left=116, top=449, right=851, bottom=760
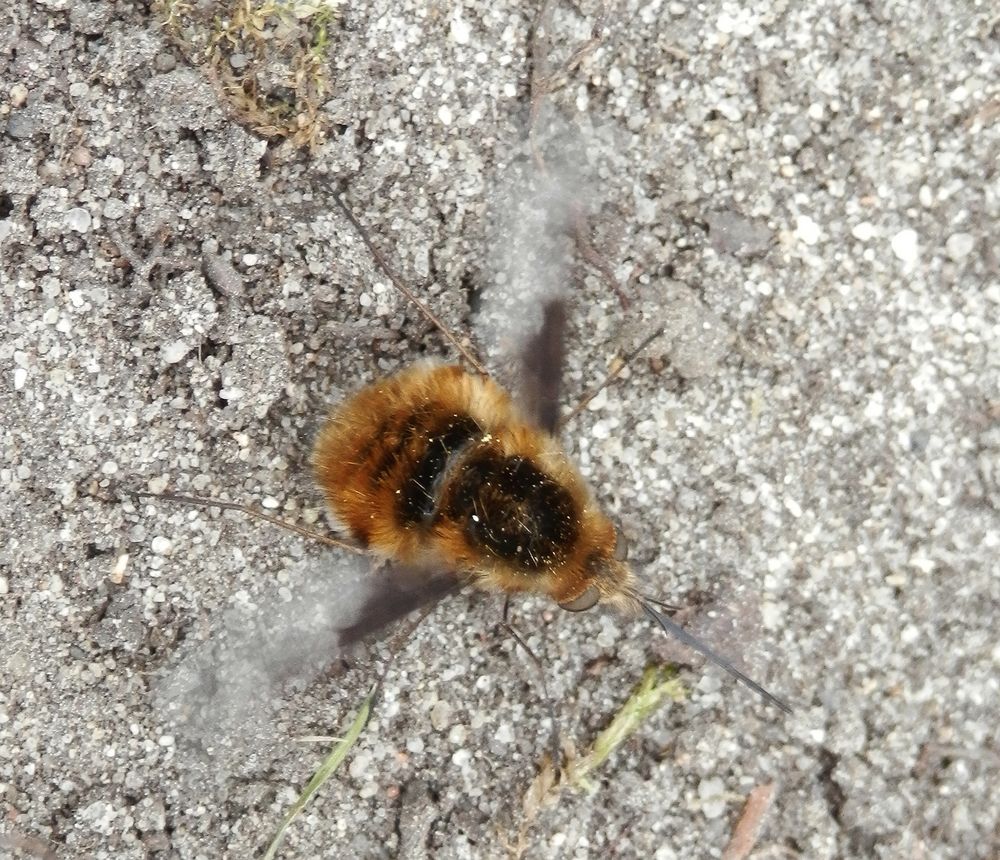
left=141, top=195, right=791, bottom=715
left=313, top=342, right=790, bottom=714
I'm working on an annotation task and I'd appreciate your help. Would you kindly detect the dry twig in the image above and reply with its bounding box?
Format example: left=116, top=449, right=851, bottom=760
left=721, top=782, right=777, bottom=860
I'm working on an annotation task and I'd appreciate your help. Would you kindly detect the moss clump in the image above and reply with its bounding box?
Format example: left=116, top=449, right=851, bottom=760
left=153, top=0, right=340, bottom=149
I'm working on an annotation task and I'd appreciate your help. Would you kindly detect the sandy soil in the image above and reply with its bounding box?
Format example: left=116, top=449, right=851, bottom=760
left=2, top=1, right=998, bottom=858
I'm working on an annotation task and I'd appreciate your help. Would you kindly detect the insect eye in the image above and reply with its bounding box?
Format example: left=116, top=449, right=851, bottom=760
left=613, top=531, right=629, bottom=561
left=558, top=585, right=600, bottom=612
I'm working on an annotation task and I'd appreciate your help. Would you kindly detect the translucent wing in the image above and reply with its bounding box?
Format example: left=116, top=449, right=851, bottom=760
left=153, top=552, right=460, bottom=781
left=477, top=170, right=578, bottom=431
left=336, top=561, right=462, bottom=648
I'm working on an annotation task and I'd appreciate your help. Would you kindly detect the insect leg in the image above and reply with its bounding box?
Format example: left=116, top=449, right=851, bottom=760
left=560, top=324, right=666, bottom=428
left=132, top=489, right=364, bottom=553
left=332, top=194, right=487, bottom=376
left=500, top=600, right=562, bottom=771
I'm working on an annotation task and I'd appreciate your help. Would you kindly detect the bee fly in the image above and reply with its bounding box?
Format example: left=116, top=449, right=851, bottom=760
left=140, top=194, right=792, bottom=716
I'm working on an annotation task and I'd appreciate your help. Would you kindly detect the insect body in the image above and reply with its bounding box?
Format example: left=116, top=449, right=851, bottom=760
left=312, top=359, right=791, bottom=713
left=140, top=198, right=791, bottom=715
left=313, top=362, right=634, bottom=614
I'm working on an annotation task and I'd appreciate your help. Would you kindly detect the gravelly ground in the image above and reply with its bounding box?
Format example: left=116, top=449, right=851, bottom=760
left=2, top=1, right=998, bottom=858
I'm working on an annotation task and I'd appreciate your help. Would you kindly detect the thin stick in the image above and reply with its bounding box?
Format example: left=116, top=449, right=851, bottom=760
left=332, top=194, right=488, bottom=377
left=570, top=203, right=630, bottom=310
left=528, top=2, right=610, bottom=168
left=560, top=325, right=665, bottom=427
left=133, top=490, right=363, bottom=554
left=526, top=0, right=554, bottom=172
left=722, top=782, right=777, bottom=860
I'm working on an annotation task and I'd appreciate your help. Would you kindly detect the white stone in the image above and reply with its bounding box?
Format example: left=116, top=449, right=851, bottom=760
left=795, top=215, right=821, bottom=245
left=698, top=777, right=727, bottom=819
left=160, top=340, right=189, bottom=364
left=587, top=387, right=608, bottom=411
left=891, top=228, right=919, bottom=263
left=945, top=232, right=974, bottom=261
left=851, top=221, right=876, bottom=241
left=450, top=14, right=471, bottom=45
left=65, top=208, right=92, bottom=233
left=151, top=536, right=173, bottom=556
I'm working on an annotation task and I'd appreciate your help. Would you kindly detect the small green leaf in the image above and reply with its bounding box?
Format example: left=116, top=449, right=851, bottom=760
left=263, top=686, right=376, bottom=859
left=568, top=665, right=685, bottom=790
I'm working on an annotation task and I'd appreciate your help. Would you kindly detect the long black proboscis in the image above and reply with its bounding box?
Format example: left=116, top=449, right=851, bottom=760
left=642, top=602, right=793, bottom=714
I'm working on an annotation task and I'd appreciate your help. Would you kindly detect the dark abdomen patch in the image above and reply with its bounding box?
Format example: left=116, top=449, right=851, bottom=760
left=443, top=452, right=579, bottom=571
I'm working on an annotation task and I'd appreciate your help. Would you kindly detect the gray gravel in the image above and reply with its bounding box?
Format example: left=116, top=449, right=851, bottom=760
left=2, top=1, right=998, bottom=858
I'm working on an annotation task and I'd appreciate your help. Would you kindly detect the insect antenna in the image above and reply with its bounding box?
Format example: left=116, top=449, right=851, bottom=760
left=132, top=490, right=364, bottom=554
left=640, top=600, right=793, bottom=714
left=641, top=594, right=682, bottom=614
left=332, top=194, right=488, bottom=377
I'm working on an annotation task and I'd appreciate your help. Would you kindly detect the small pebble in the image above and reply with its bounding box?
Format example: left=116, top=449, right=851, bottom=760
left=891, top=228, right=919, bottom=263
left=794, top=215, right=821, bottom=245
left=109, top=554, right=129, bottom=584
left=160, top=341, right=190, bottom=364
left=851, top=221, right=876, bottom=241
left=65, top=208, right=92, bottom=233
left=945, top=232, right=974, bottom=261
left=698, top=777, right=727, bottom=819
left=70, top=145, right=92, bottom=166
left=10, top=83, right=28, bottom=107
left=587, top=387, right=608, bottom=411
left=151, top=536, right=173, bottom=556
left=450, top=14, right=471, bottom=44
left=103, top=199, right=128, bottom=220
left=495, top=723, right=514, bottom=744
left=430, top=700, right=452, bottom=731
left=6, top=114, right=36, bottom=139
left=153, top=52, right=176, bottom=73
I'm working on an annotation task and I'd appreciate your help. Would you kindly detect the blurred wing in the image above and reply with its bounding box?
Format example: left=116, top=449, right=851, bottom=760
left=154, top=555, right=460, bottom=779
left=477, top=169, right=575, bottom=428
left=336, top=561, right=462, bottom=649
left=517, top=297, right=567, bottom=434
